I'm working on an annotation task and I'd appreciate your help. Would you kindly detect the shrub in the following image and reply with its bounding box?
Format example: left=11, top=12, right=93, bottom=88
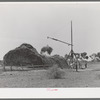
left=47, top=64, right=65, bottom=79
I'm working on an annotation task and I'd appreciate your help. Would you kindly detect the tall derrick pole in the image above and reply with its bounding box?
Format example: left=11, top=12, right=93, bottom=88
left=71, top=20, right=73, bottom=61
left=71, top=21, right=78, bottom=71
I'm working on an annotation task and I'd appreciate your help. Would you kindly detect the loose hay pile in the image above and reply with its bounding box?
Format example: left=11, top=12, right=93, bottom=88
left=46, top=64, right=65, bottom=79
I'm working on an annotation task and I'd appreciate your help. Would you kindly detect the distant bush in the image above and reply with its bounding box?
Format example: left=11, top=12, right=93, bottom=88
left=47, top=64, right=65, bottom=79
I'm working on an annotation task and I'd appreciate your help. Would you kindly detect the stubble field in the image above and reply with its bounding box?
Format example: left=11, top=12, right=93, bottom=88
left=0, top=62, right=100, bottom=88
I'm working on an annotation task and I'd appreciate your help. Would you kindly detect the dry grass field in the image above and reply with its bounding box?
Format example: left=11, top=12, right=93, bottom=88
left=0, top=62, right=100, bottom=88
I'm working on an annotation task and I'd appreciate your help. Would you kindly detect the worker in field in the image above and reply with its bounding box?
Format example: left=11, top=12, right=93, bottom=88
left=74, top=54, right=80, bottom=71
left=84, top=56, right=88, bottom=68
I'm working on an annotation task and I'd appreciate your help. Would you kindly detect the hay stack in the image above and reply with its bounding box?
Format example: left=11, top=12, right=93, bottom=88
left=40, top=55, right=56, bottom=66
left=41, top=54, right=69, bottom=69
left=51, top=55, right=69, bottom=69
left=3, top=43, right=44, bottom=67
left=17, top=43, right=38, bottom=54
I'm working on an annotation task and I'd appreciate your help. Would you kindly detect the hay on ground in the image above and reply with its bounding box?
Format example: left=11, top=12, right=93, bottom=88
left=46, top=64, right=65, bottom=79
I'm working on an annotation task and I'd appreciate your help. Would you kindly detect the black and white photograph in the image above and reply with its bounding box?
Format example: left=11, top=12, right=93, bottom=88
left=0, top=2, right=100, bottom=88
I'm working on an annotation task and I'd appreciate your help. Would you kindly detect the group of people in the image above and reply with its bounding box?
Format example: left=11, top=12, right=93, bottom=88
left=67, top=52, right=88, bottom=71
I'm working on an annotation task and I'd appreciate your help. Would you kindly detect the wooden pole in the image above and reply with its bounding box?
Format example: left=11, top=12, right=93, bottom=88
left=71, top=20, right=73, bottom=62
left=71, top=21, right=78, bottom=72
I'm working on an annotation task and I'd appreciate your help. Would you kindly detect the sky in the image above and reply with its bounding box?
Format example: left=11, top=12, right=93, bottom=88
left=0, top=2, right=100, bottom=60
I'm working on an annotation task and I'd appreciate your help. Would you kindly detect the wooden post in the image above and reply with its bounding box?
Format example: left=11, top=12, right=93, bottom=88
left=21, top=64, right=24, bottom=70
left=10, top=66, right=12, bottom=71
left=2, top=61, right=6, bottom=71
left=3, top=65, right=6, bottom=71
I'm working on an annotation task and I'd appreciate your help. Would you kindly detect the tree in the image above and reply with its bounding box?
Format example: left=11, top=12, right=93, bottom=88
left=40, top=45, right=53, bottom=55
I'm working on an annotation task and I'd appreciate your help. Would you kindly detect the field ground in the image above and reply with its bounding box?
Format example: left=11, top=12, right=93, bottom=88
left=0, top=62, right=100, bottom=87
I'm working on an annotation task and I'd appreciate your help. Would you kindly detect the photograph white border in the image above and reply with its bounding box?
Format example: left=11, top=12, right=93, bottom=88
left=0, top=2, right=100, bottom=98
left=0, top=88, right=100, bottom=98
